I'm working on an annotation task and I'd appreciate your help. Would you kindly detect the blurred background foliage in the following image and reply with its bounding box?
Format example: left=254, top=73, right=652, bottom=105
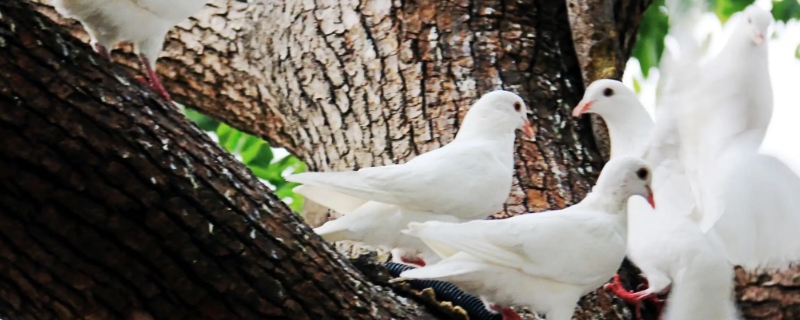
left=183, top=108, right=306, bottom=213
left=633, top=0, right=800, bottom=77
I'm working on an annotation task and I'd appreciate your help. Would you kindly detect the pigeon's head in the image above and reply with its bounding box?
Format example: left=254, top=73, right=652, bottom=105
left=472, top=90, right=534, bottom=139
left=596, top=155, right=655, bottom=209
left=741, top=5, right=773, bottom=46
left=572, top=79, right=639, bottom=119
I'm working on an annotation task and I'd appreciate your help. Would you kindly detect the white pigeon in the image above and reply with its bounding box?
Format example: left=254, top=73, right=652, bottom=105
left=288, top=90, right=534, bottom=265
left=574, top=79, right=709, bottom=318
left=51, top=0, right=210, bottom=107
left=658, top=5, right=800, bottom=271
left=658, top=231, right=740, bottom=320
left=670, top=5, right=774, bottom=232
left=398, top=155, right=654, bottom=320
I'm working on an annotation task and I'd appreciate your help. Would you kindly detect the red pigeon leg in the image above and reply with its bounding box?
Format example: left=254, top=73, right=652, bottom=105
left=137, top=54, right=176, bottom=108
left=93, top=43, right=111, bottom=61
left=603, top=273, right=655, bottom=320
left=489, top=304, right=523, bottom=320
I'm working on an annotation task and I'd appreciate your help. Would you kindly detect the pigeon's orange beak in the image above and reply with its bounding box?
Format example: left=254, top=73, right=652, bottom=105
left=646, top=186, right=656, bottom=209
left=572, top=100, right=592, bottom=117
left=522, top=120, right=534, bottom=139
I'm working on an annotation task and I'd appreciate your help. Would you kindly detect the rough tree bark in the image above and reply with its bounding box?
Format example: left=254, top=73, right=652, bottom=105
left=0, top=1, right=444, bottom=319
left=20, top=0, right=800, bottom=318
left=24, top=0, right=650, bottom=318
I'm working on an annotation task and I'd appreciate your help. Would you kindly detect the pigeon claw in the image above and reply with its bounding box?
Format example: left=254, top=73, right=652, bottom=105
left=603, top=273, right=654, bottom=320
left=138, top=54, right=179, bottom=110
left=489, top=304, right=522, bottom=320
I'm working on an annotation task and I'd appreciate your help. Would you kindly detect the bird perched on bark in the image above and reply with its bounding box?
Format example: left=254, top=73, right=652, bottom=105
left=52, top=0, right=210, bottom=107
left=287, top=90, right=534, bottom=266
left=397, top=155, right=654, bottom=320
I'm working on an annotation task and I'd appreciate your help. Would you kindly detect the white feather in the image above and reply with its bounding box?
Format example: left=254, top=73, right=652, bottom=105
left=293, top=91, right=531, bottom=261
left=401, top=155, right=652, bottom=320
left=52, top=0, right=209, bottom=63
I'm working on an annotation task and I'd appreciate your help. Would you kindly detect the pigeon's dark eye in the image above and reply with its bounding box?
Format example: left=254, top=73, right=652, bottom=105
left=513, top=101, right=522, bottom=112
left=636, top=167, right=649, bottom=180
left=603, top=88, right=614, bottom=97
left=748, top=18, right=752, bottom=23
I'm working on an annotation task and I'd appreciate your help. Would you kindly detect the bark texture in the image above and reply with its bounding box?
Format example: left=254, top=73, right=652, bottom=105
left=0, top=1, right=442, bottom=319
left=31, top=0, right=650, bottom=318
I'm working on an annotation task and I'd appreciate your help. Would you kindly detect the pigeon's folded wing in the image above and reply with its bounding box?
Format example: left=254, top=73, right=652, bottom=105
left=286, top=163, right=435, bottom=210
left=292, top=185, right=368, bottom=214
left=405, top=209, right=624, bottom=284
left=704, top=150, right=800, bottom=270
left=286, top=144, right=507, bottom=213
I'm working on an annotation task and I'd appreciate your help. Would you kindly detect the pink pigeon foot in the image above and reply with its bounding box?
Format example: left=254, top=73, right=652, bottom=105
left=489, top=304, right=522, bottom=320
left=93, top=43, right=111, bottom=61
left=137, top=54, right=177, bottom=108
left=604, top=273, right=656, bottom=320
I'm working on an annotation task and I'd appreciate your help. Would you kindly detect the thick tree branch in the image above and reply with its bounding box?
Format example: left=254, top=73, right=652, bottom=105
left=0, top=1, right=440, bottom=318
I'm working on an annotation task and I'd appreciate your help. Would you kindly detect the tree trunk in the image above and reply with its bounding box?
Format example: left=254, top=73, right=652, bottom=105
left=0, top=1, right=442, bottom=319
left=23, top=0, right=653, bottom=318
left=22, top=0, right=800, bottom=319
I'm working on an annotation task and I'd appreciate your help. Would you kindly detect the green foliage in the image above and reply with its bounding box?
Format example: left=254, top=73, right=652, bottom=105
left=633, top=0, right=800, bottom=76
left=796, top=42, right=800, bottom=59
left=185, top=110, right=306, bottom=213
left=707, top=0, right=755, bottom=22
left=184, top=108, right=220, bottom=131
left=772, top=0, right=800, bottom=22
left=632, top=0, right=669, bottom=77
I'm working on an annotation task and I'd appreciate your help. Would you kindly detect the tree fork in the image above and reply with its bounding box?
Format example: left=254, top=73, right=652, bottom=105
left=0, top=1, right=443, bottom=319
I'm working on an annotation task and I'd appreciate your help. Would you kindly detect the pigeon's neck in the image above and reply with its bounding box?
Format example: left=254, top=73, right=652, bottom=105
left=601, top=103, right=654, bottom=158
left=455, top=111, right=518, bottom=144
left=581, top=187, right=632, bottom=220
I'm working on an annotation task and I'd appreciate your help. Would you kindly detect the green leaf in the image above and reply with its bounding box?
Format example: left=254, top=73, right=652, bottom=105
left=772, top=0, right=800, bottom=22
left=215, top=123, right=243, bottom=152
left=240, top=135, right=274, bottom=167
left=632, top=0, right=669, bottom=77
left=184, top=108, right=220, bottom=132
left=707, top=0, right=755, bottom=22
left=276, top=182, right=304, bottom=212
left=796, top=42, right=800, bottom=59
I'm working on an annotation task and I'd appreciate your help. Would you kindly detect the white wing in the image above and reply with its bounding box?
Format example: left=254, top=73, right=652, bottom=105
left=292, top=185, right=368, bottom=214
left=404, top=209, right=626, bottom=286
left=313, top=202, right=460, bottom=262
left=287, top=140, right=513, bottom=219
left=703, top=146, right=800, bottom=270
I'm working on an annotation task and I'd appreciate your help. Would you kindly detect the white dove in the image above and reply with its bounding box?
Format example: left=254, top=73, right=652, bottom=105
left=397, top=155, right=654, bottom=320
left=670, top=5, right=774, bottom=232
left=573, top=6, right=788, bottom=318
left=51, top=0, right=210, bottom=107
left=656, top=5, right=800, bottom=271
left=287, top=90, right=534, bottom=265
left=658, top=239, right=740, bottom=320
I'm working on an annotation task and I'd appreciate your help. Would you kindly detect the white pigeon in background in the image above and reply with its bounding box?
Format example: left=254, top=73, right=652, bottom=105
left=661, top=4, right=800, bottom=271
left=51, top=0, right=211, bottom=107
left=574, top=79, right=699, bottom=319
left=670, top=5, right=773, bottom=231
left=287, top=90, right=534, bottom=265
left=397, top=155, right=654, bottom=320
left=657, top=230, right=740, bottom=320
